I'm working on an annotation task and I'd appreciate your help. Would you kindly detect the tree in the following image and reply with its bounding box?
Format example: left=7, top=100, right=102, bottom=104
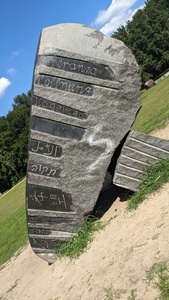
left=112, top=0, right=169, bottom=81
left=0, top=91, right=31, bottom=193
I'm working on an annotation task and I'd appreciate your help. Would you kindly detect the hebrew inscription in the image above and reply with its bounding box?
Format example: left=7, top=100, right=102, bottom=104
left=27, top=162, right=61, bottom=178
left=34, top=74, right=93, bottom=96
left=27, top=184, right=73, bottom=211
left=32, top=95, right=88, bottom=119
left=29, top=138, right=62, bottom=158
left=37, top=55, right=115, bottom=80
left=31, top=116, right=85, bottom=141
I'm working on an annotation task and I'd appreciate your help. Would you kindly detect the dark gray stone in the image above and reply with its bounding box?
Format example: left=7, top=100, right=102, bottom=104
left=27, top=184, right=73, bottom=211
left=31, top=116, right=85, bottom=141
left=27, top=162, right=61, bottom=178
left=37, top=55, right=115, bottom=80
left=32, top=95, right=88, bottom=120
left=28, top=138, right=62, bottom=158
left=34, top=74, right=94, bottom=96
left=26, top=23, right=141, bottom=263
left=113, top=130, right=169, bottom=191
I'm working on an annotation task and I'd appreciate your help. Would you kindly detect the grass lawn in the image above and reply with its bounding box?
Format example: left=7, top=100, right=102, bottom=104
left=0, top=179, right=28, bottom=267
left=132, top=76, right=169, bottom=133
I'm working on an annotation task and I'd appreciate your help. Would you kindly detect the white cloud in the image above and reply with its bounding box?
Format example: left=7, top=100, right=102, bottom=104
left=7, top=68, right=17, bottom=77
left=10, top=51, right=20, bottom=59
left=0, top=77, right=11, bottom=97
left=93, top=0, right=145, bottom=36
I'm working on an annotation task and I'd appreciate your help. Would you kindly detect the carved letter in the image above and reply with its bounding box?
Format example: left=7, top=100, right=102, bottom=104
left=47, top=168, right=57, bottom=176
left=32, top=164, right=38, bottom=172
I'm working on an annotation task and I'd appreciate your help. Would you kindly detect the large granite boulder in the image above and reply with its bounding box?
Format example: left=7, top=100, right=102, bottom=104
left=26, top=23, right=141, bottom=263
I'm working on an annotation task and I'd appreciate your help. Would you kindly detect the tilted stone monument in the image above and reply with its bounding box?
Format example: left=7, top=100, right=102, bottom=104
left=26, top=23, right=142, bottom=263
left=113, top=130, right=169, bottom=191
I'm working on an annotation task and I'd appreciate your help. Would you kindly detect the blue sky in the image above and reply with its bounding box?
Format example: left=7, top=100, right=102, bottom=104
left=0, top=0, right=145, bottom=117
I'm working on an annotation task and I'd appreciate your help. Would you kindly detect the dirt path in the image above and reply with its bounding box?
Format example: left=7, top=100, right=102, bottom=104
left=0, top=125, right=169, bottom=300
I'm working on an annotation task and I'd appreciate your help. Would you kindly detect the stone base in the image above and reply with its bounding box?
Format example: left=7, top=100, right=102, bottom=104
left=113, top=130, right=169, bottom=191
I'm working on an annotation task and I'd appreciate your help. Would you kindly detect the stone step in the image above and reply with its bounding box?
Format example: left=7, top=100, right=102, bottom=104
left=113, top=130, right=169, bottom=191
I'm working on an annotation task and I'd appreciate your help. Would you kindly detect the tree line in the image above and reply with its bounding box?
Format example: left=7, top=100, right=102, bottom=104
left=0, top=92, right=30, bottom=193
left=0, top=0, right=168, bottom=192
left=112, top=0, right=169, bottom=82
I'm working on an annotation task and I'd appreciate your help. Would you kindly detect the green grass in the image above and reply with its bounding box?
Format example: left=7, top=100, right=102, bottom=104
left=146, top=262, right=169, bottom=299
left=0, top=179, right=28, bottom=267
left=127, top=159, right=169, bottom=211
left=56, top=216, right=106, bottom=259
left=128, top=289, right=138, bottom=300
left=104, top=286, right=126, bottom=299
left=132, top=76, right=169, bottom=134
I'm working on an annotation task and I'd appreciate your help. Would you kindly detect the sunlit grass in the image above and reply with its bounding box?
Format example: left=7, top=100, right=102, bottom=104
left=0, top=178, right=28, bottom=266
left=146, top=262, right=169, bottom=299
left=127, top=159, right=169, bottom=211
left=56, top=216, right=107, bottom=259
left=132, top=76, right=169, bottom=133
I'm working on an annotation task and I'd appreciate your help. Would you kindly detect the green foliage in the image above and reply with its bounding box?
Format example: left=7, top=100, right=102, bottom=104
left=128, top=289, right=138, bottom=300
left=112, top=0, right=169, bottom=81
left=0, top=91, right=30, bottom=193
left=56, top=216, right=106, bottom=259
left=104, top=286, right=126, bottom=299
left=132, top=76, right=169, bottom=133
left=146, top=262, right=169, bottom=299
left=127, top=159, right=169, bottom=211
left=0, top=179, right=28, bottom=267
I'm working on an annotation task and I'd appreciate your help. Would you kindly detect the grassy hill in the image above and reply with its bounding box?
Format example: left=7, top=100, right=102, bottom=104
left=0, top=75, right=168, bottom=267
left=132, top=76, right=169, bottom=133
left=0, top=179, right=28, bottom=266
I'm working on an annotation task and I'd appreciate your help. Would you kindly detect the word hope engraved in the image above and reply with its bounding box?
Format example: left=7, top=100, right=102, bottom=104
left=32, top=96, right=87, bottom=120
left=34, top=74, right=93, bottom=96
left=37, top=55, right=115, bottom=80
left=29, top=138, right=62, bottom=158
left=27, top=184, right=73, bottom=211
left=27, top=162, right=61, bottom=178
